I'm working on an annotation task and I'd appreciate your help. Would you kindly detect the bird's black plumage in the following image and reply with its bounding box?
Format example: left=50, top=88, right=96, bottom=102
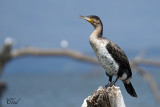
left=87, top=15, right=100, bottom=20
left=106, top=41, right=132, bottom=79
left=106, top=41, right=137, bottom=97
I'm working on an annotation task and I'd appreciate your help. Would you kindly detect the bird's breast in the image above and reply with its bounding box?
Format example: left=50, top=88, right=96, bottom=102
left=89, top=38, right=119, bottom=76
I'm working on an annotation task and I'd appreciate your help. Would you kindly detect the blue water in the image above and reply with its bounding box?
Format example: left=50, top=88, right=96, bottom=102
left=0, top=57, right=160, bottom=107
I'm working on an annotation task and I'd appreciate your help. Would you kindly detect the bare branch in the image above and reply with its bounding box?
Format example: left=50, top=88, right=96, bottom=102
left=0, top=42, right=160, bottom=104
left=131, top=59, right=160, bottom=67
left=132, top=64, right=160, bottom=103
left=11, top=47, right=99, bottom=64
left=10, top=47, right=160, bottom=67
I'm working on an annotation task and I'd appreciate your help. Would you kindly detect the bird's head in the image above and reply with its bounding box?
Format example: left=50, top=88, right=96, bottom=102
left=79, top=15, right=102, bottom=28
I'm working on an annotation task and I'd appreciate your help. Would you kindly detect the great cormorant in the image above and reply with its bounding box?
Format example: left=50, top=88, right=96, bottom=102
left=79, top=15, right=137, bottom=97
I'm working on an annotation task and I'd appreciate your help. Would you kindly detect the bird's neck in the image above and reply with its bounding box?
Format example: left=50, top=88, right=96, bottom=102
left=90, top=25, right=103, bottom=39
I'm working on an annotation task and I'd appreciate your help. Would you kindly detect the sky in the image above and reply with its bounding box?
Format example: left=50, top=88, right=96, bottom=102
left=0, top=0, right=160, bottom=53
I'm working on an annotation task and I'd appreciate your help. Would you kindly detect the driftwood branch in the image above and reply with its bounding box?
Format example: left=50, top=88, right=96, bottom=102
left=82, top=86, right=125, bottom=107
left=10, top=48, right=160, bottom=67
left=131, top=58, right=160, bottom=67
left=130, top=55, right=160, bottom=103
left=131, top=63, right=160, bottom=103
left=11, top=47, right=98, bottom=64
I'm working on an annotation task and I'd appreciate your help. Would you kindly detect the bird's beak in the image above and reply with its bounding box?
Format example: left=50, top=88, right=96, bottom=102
left=79, top=16, right=94, bottom=24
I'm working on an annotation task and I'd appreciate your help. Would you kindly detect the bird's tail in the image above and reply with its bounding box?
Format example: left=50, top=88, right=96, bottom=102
left=123, top=81, right=137, bottom=97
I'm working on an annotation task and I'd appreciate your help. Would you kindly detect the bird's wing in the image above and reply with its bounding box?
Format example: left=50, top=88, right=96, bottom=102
left=106, top=41, right=132, bottom=77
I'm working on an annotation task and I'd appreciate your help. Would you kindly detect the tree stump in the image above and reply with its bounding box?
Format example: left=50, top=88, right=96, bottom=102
left=81, top=86, right=125, bottom=107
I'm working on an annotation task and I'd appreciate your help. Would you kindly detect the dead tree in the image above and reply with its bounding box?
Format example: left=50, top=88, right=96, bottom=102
left=82, top=86, right=126, bottom=107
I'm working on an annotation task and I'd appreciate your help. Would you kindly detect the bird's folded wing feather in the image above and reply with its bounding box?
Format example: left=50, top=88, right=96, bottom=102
left=106, top=41, right=132, bottom=77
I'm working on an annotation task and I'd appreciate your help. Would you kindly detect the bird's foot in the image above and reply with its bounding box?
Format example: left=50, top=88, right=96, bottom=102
left=105, top=81, right=111, bottom=88
left=105, top=81, right=115, bottom=88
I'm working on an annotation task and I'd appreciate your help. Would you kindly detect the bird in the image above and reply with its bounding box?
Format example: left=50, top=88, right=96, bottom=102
left=79, top=15, right=137, bottom=97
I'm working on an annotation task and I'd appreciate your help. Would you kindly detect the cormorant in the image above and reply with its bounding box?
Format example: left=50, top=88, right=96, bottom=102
left=79, top=15, right=137, bottom=97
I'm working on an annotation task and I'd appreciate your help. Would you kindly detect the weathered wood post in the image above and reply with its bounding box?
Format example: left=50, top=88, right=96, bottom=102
left=81, top=86, right=126, bottom=107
